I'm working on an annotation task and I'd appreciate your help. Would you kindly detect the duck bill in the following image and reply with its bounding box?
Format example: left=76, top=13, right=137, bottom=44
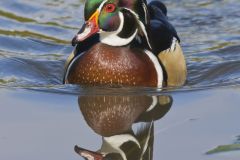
left=72, top=10, right=100, bottom=46
left=74, top=145, right=103, bottom=160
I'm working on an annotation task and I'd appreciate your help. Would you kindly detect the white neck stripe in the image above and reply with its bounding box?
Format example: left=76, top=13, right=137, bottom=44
left=123, top=8, right=152, bottom=49
left=103, top=134, right=140, bottom=160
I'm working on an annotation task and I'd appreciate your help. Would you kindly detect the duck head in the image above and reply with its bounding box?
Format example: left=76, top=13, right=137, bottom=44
left=72, top=0, right=151, bottom=48
left=75, top=122, right=154, bottom=160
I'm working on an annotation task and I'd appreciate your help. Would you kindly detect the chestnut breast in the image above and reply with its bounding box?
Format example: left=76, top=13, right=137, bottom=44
left=79, top=95, right=153, bottom=136
left=67, top=43, right=158, bottom=87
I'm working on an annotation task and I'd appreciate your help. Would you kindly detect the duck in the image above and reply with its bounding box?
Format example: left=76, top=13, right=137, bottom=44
left=64, top=0, right=187, bottom=87
left=78, top=95, right=172, bottom=136
left=75, top=95, right=172, bottom=160
left=75, top=122, right=154, bottom=160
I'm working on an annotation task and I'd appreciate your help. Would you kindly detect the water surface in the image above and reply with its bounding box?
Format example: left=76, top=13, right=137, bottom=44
left=0, top=0, right=240, bottom=159
left=0, top=0, right=240, bottom=89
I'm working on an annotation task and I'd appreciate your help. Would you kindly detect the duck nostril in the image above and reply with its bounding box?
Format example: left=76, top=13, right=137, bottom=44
left=86, top=22, right=93, bottom=28
left=86, top=22, right=90, bottom=26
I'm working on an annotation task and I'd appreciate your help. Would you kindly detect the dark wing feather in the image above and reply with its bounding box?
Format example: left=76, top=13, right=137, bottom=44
left=147, top=1, right=180, bottom=54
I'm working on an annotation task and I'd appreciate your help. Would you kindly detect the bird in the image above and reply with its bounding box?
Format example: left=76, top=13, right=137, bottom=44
left=78, top=95, right=172, bottom=136
left=64, top=0, right=187, bottom=87
left=75, top=94, right=172, bottom=160
left=75, top=122, right=154, bottom=160
left=74, top=122, right=154, bottom=160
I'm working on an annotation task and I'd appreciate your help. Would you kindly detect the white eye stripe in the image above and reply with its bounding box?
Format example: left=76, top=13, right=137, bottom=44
left=97, top=0, right=108, bottom=12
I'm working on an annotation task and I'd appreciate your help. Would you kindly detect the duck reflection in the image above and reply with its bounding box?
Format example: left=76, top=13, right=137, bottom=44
left=76, top=95, right=172, bottom=160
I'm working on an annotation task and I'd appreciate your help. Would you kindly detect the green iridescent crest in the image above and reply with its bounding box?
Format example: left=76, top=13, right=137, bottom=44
left=84, top=0, right=148, bottom=26
left=84, top=0, right=103, bottom=20
left=85, top=0, right=121, bottom=32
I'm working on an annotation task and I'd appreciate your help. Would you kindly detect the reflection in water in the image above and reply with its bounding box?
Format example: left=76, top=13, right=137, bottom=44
left=76, top=95, right=172, bottom=160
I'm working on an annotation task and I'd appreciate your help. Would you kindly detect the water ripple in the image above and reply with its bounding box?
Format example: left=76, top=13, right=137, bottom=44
left=0, top=0, right=240, bottom=94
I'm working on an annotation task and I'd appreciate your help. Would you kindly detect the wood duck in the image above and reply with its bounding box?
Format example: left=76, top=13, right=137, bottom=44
left=75, top=122, right=154, bottom=160
left=76, top=95, right=172, bottom=160
left=64, top=0, right=187, bottom=87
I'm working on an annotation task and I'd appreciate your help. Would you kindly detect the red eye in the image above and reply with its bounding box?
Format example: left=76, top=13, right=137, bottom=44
left=104, top=3, right=116, bottom=13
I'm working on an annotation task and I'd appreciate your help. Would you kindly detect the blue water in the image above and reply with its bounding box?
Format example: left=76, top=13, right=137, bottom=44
left=0, top=0, right=240, bottom=91
left=0, top=0, right=240, bottom=160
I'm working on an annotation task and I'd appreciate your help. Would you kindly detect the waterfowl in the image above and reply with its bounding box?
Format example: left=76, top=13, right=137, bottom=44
left=64, top=0, right=187, bottom=87
left=76, top=95, right=172, bottom=160
left=75, top=122, right=154, bottom=160
left=78, top=95, right=172, bottom=136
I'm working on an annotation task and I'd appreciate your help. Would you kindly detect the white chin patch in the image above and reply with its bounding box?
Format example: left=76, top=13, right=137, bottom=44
left=100, top=29, right=138, bottom=46
left=80, top=152, right=95, bottom=160
left=76, top=26, right=92, bottom=41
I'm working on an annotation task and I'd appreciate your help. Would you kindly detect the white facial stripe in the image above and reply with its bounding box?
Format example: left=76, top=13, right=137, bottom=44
left=123, top=8, right=152, bottom=49
left=103, top=134, right=140, bottom=160
left=104, top=134, right=140, bottom=148
left=100, top=12, right=138, bottom=46
left=97, top=3, right=150, bottom=47
left=100, top=12, right=124, bottom=39
left=144, top=50, right=163, bottom=87
left=138, top=20, right=152, bottom=49
left=97, top=0, right=108, bottom=12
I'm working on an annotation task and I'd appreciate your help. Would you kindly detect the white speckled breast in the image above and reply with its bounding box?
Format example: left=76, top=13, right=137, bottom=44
left=67, top=43, right=159, bottom=87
